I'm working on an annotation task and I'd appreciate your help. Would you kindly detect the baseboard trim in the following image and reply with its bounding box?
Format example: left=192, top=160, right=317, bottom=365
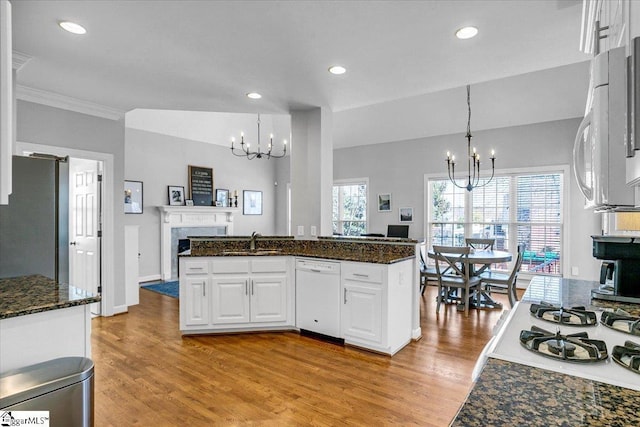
left=139, top=274, right=162, bottom=284
left=112, top=305, right=128, bottom=315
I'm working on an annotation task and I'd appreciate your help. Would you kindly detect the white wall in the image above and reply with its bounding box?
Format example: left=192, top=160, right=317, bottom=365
left=124, top=127, right=287, bottom=279
left=334, top=117, right=602, bottom=281
left=16, top=100, right=126, bottom=307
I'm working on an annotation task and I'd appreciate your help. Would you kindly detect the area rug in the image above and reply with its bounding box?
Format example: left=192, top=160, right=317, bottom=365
left=141, top=281, right=179, bottom=299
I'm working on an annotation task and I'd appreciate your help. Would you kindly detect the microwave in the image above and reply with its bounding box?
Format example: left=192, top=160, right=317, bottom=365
left=573, top=45, right=636, bottom=211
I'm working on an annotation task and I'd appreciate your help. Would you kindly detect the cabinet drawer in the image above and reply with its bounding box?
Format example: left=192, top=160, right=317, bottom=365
left=342, top=262, right=384, bottom=284
left=184, top=260, right=209, bottom=275
left=251, top=258, right=287, bottom=273
left=212, top=259, right=250, bottom=274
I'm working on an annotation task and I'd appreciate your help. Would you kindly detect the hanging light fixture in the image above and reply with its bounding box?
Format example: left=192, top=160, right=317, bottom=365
left=230, top=114, right=287, bottom=159
left=446, top=85, right=496, bottom=191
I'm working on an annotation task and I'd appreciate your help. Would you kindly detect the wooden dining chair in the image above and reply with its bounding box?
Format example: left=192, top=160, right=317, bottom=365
left=465, top=238, right=495, bottom=251
left=478, top=244, right=524, bottom=307
left=433, top=245, right=481, bottom=317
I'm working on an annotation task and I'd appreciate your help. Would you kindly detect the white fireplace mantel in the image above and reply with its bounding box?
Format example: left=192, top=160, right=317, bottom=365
left=157, top=205, right=239, bottom=280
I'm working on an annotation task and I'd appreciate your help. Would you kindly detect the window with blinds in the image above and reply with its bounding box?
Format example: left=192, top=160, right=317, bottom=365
left=428, top=171, right=564, bottom=275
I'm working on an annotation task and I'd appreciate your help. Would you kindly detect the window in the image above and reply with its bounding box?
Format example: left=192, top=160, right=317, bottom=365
left=428, top=169, right=564, bottom=276
left=333, top=179, right=368, bottom=236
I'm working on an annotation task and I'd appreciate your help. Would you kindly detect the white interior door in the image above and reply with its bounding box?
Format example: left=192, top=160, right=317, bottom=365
left=69, top=158, right=101, bottom=315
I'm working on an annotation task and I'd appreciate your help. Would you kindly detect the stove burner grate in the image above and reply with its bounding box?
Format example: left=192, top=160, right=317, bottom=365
left=519, top=325, right=608, bottom=363
left=601, top=310, right=640, bottom=336
left=530, top=302, right=598, bottom=326
left=612, top=341, right=640, bottom=375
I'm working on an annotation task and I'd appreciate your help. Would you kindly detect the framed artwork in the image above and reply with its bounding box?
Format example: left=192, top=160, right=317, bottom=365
left=188, top=165, right=214, bottom=206
left=185, top=199, right=194, bottom=206
left=168, top=185, right=185, bottom=206
left=216, top=188, right=230, bottom=207
left=378, top=193, right=391, bottom=212
left=399, top=207, right=413, bottom=222
left=243, top=190, right=263, bottom=215
left=124, top=180, right=143, bottom=214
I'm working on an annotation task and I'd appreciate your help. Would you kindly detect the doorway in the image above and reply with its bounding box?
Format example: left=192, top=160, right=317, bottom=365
left=16, top=141, right=115, bottom=316
left=69, top=158, right=102, bottom=316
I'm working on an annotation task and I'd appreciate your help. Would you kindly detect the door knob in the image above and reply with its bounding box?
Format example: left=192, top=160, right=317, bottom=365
left=70, top=241, right=77, bottom=246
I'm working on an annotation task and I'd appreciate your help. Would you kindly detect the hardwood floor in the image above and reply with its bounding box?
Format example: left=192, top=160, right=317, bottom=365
left=91, top=285, right=515, bottom=426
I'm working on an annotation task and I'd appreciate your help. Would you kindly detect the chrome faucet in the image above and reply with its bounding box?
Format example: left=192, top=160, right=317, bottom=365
left=250, top=231, right=261, bottom=251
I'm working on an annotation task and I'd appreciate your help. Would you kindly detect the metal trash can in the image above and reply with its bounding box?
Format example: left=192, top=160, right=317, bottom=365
left=0, top=357, right=94, bottom=427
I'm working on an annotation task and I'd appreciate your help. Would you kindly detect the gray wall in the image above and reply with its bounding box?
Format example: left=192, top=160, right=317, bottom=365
left=125, top=128, right=287, bottom=279
left=16, top=100, right=126, bottom=306
left=334, top=117, right=601, bottom=281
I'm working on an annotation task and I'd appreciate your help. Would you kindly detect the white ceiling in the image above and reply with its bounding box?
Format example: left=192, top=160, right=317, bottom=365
left=11, top=0, right=591, bottom=148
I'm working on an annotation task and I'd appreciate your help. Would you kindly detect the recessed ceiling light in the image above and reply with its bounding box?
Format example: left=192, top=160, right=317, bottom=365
left=455, top=26, right=478, bottom=40
left=59, top=21, right=87, bottom=35
left=246, top=92, right=262, bottom=99
left=328, top=65, right=346, bottom=75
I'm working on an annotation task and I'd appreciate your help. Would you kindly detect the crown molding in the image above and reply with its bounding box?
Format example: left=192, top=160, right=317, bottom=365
left=12, top=51, right=31, bottom=70
left=16, top=85, right=125, bottom=121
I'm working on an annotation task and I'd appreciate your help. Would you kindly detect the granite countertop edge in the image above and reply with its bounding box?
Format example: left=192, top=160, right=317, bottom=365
left=0, top=275, right=101, bottom=320
left=180, top=251, right=415, bottom=264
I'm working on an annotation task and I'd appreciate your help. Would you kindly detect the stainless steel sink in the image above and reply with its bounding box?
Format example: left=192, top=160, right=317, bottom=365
left=221, top=249, right=282, bottom=256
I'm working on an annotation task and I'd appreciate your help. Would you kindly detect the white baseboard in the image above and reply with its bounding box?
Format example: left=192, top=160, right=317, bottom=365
left=112, top=305, right=128, bottom=315
left=139, top=274, right=162, bottom=284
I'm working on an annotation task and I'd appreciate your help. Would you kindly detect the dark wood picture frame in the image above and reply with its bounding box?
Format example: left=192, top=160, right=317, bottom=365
left=168, top=185, right=185, bottom=206
left=188, top=165, right=214, bottom=206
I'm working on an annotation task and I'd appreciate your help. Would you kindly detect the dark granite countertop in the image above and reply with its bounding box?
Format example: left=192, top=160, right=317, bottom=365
left=0, top=274, right=101, bottom=320
left=451, top=276, right=640, bottom=426
left=183, top=236, right=418, bottom=264
left=452, top=358, right=640, bottom=427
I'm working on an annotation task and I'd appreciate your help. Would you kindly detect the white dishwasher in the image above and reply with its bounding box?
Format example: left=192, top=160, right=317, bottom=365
left=295, top=258, right=341, bottom=338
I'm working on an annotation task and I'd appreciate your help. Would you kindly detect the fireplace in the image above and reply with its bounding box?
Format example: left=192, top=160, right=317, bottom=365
left=158, top=206, right=238, bottom=280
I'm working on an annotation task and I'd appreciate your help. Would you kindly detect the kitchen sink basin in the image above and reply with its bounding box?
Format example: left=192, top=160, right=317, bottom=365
left=221, top=249, right=282, bottom=256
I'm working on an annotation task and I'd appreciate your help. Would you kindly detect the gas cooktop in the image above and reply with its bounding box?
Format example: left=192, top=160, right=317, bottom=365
left=485, top=301, right=640, bottom=391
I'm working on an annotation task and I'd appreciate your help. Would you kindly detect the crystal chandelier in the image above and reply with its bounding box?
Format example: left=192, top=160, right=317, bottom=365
left=446, top=85, right=496, bottom=191
left=230, top=114, right=287, bottom=159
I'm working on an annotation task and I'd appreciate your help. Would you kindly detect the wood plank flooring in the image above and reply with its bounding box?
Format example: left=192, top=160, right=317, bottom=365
left=91, top=285, right=515, bottom=426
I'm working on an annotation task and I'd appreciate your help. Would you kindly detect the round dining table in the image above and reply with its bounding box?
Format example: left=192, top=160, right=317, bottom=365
left=427, top=249, right=512, bottom=308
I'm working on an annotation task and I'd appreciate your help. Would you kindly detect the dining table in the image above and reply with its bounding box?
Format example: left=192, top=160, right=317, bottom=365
left=427, top=249, right=513, bottom=309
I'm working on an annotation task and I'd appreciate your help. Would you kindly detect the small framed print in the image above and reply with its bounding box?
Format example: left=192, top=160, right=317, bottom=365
left=216, top=188, right=230, bottom=207
left=168, top=185, right=185, bottom=206
left=399, top=207, right=413, bottom=223
left=378, top=193, right=391, bottom=212
left=124, top=180, right=143, bottom=214
left=243, top=190, right=263, bottom=215
left=185, top=199, right=194, bottom=206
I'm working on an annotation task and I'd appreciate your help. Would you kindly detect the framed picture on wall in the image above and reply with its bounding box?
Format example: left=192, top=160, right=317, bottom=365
left=378, top=193, right=391, bottom=212
left=168, top=185, right=185, bottom=206
left=399, top=207, right=413, bottom=222
left=124, top=180, right=143, bottom=214
left=243, top=190, right=263, bottom=215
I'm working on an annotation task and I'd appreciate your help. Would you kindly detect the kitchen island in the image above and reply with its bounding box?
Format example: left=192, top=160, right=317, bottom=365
left=0, top=274, right=101, bottom=373
left=179, top=235, right=420, bottom=355
left=451, top=276, right=640, bottom=426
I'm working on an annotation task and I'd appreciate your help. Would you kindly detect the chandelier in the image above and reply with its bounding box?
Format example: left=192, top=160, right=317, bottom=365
left=230, top=114, right=287, bottom=159
left=446, top=85, right=496, bottom=191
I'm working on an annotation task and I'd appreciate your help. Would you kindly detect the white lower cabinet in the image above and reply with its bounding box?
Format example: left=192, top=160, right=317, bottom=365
left=340, top=260, right=413, bottom=355
left=180, top=256, right=292, bottom=333
left=342, top=282, right=382, bottom=344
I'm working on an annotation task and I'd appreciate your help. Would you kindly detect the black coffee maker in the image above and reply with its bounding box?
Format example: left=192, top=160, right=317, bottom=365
left=591, top=235, right=640, bottom=303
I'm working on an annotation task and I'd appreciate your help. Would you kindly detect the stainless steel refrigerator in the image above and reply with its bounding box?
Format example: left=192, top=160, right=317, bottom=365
left=0, top=155, right=68, bottom=281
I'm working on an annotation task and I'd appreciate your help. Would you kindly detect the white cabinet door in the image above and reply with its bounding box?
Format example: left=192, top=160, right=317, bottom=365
left=184, top=277, right=209, bottom=326
left=342, top=282, right=382, bottom=344
left=250, top=275, right=287, bottom=323
left=211, top=277, right=250, bottom=324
